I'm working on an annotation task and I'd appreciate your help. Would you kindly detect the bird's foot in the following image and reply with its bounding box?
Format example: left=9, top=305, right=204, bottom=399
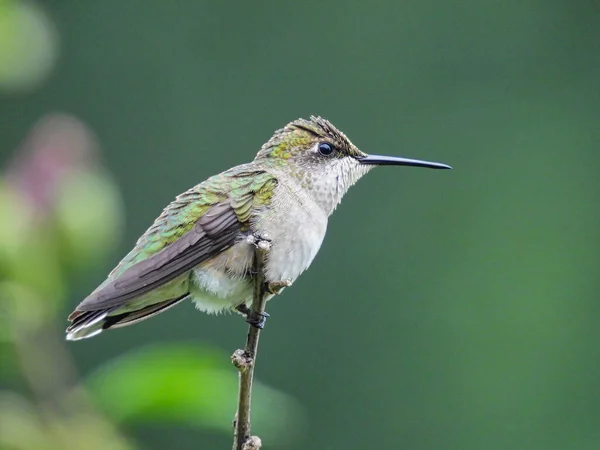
left=266, top=279, right=292, bottom=295
left=235, top=303, right=251, bottom=317
left=235, top=304, right=270, bottom=329
left=246, top=310, right=270, bottom=329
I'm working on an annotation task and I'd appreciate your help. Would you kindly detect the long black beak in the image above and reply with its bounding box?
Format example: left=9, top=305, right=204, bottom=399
left=358, top=154, right=452, bottom=170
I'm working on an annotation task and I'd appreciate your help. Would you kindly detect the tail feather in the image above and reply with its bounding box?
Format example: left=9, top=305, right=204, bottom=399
left=66, top=309, right=113, bottom=341
left=66, top=295, right=188, bottom=341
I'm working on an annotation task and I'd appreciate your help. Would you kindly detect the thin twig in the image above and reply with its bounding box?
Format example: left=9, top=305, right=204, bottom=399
left=232, top=243, right=268, bottom=450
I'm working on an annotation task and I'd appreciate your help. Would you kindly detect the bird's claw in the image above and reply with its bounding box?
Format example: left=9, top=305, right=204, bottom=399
left=235, top=304, right=270, bottom=329
left=246, top=310, right=270, bottom=329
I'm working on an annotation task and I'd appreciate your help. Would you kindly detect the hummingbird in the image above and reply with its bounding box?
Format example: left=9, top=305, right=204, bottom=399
left=66, top=116, right=451, bottom=340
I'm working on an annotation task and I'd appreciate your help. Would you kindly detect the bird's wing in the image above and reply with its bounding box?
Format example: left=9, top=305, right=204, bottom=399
left=71, top=169, right=278, bottom=314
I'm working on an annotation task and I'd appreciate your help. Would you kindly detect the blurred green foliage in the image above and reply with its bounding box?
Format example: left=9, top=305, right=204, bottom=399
left=2, top=0, right=600, bottom=449
left=0, top=0, right=58, bottom=92
left=88, top=344, right=302, bottom=443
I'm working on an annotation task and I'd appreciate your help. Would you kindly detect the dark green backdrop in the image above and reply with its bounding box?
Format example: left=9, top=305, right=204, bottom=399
left=2, top=1, right=599, bottom=449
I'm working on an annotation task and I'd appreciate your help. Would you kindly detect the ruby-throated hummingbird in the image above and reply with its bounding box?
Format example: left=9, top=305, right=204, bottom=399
left=66, top=116, right=451, bottom=340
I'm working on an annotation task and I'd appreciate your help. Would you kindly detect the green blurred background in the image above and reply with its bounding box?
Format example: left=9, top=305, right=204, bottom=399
left=1, top=1, right=599, bottom=449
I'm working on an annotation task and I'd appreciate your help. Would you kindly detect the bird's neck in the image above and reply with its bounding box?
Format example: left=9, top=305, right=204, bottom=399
left=269, top=159, right=373, bottom=217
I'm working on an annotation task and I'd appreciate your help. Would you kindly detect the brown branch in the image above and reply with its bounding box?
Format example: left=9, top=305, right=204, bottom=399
left=232, top=242, right=269, bottom=450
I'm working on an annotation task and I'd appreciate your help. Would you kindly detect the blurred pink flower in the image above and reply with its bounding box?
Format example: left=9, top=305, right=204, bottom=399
left=5, top=113, right=100, bottom=219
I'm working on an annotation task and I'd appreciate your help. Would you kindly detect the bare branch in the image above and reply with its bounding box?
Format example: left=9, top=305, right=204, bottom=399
left=232, top=242, right=269, bottom=450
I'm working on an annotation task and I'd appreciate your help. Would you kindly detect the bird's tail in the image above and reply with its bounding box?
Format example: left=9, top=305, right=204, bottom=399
left=66, top=295, right=188, bottom=341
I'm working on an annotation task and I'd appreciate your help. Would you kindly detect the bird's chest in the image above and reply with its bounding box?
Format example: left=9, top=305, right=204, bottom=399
left=255, top=189, right=328, bottom=283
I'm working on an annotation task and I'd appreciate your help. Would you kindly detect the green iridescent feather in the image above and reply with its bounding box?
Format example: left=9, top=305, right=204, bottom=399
left=107, top=166, right=277, bottom=280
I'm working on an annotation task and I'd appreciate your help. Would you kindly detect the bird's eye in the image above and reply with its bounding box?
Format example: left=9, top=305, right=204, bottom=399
left=318, top=142, right=335, bottom=156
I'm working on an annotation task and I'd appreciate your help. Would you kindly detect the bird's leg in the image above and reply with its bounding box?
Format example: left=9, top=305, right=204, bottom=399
left=240, top=278, right=292, bottom=328
left=235, top=303, right=270, bottom=327
left=235, top=278, right=289, bottom=328
left=235, top=304, right=251, bottom=317
left=245, top=310, right=270, bottom=329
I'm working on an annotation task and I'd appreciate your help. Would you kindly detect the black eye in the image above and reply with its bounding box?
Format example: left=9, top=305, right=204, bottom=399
left=318, top=142, right=335, bottom=156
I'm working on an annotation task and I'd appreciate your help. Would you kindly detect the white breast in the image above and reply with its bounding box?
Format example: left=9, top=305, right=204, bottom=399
left=256, top=177, right=329, bottom=284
